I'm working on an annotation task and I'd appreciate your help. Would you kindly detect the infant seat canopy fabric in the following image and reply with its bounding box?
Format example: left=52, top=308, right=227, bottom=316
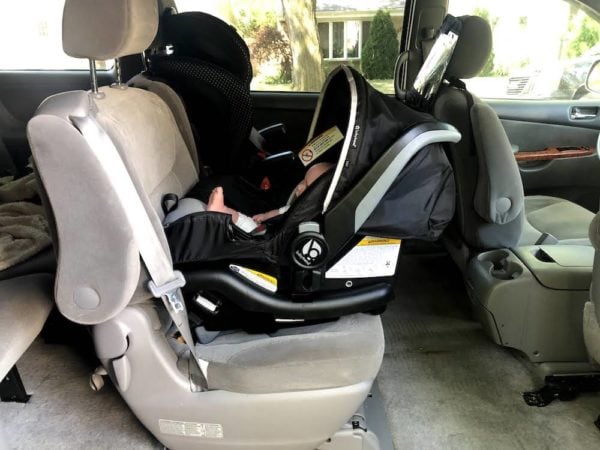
left=165, top=65, right=456, bottom=267
left=316, top=65, right=456, bottom=241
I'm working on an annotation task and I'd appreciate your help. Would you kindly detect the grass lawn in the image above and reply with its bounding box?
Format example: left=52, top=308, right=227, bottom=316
left=251, top=78, right=395, bottom=94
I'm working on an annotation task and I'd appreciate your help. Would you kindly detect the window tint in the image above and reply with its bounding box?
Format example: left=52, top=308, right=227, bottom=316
left=448, top=0, right=600, bottom=100
left=0, top=0, right=113, bottom=70
left=176, top=0, right=405, bottom=93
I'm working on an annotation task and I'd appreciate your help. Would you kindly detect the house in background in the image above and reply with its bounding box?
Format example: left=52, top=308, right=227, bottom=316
left=316, top=0, right=405, bottom=71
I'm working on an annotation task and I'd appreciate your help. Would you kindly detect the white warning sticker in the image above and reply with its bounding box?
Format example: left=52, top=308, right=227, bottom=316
left=229, top=264, right=278, bottom=292
left=298, top=126, right=344, bottom=166
left=159, top=419, right=224, bottom=439
left=325, top=237, right=401, bottom=279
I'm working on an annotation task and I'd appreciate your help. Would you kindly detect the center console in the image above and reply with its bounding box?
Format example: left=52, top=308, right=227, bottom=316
left=466, top=245, right=597, bottom=374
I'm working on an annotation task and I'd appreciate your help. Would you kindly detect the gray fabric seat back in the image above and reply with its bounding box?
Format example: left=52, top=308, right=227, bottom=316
left=434, top=15, right=524, bottom=251
left=27, top=0, right=199, bottom=325
left=584, top=213, right=600, bottom=362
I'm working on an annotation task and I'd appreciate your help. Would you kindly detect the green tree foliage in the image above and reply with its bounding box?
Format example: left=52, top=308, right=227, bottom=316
left=473, top=7, right=501, bottom=77
left=227, top=1, right=278, bottom=38
left=565, top=14, right=600, bottom=58
left=361, top=10, right=399, bottom=79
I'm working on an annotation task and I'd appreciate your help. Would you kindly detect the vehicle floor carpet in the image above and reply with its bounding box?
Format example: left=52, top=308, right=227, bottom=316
left=2, top=253, right=599, bottom=449
left=378, top=253, right=600, bottom=450
left=0, top=339, right=160, bottom=449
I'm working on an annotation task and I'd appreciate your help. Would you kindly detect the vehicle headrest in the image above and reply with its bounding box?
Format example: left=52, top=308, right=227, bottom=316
left=63, top=0, right=159, bottom=60
left=445, top=15, right=492, bottom=80
left=590, top=212, right=600, bottom=251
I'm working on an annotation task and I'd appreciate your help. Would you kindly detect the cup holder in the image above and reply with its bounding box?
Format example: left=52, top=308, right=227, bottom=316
left=478, top=250, right=523, bottom=280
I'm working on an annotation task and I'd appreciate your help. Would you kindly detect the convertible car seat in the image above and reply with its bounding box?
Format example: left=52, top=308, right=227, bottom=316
left=26, top=1, right=388, bottom=448
left=143, top=6, right=289, bottom=177
left=584, top=213, right=600, bottom=366
left=433, top=15, right=595, bottom=269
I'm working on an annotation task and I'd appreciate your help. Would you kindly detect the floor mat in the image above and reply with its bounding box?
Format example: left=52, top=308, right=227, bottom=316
left=0, top=340, right=160, bottom=449
left=378, top=253, right=600, bottom=450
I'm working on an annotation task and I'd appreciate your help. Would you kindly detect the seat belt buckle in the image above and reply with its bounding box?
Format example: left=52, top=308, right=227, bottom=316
left=148, top=271, right=186, bottom=312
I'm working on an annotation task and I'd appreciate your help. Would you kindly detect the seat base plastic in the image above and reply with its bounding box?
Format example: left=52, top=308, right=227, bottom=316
left=93, top=303, right=380, bottom=450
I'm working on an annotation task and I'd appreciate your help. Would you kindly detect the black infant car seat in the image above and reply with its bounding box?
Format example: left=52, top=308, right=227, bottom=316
left=165, top=66, right=461, bottom=329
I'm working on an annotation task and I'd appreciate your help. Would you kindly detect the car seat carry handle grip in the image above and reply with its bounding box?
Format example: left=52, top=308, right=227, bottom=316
left=184, top=270, right=393, bottom=319
left=324, top=121, right=461, bottom=258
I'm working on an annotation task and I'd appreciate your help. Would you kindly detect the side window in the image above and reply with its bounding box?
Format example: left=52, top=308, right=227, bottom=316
left=448, top=0, right=600, bottom=100
left=176, top=0, right=405, bottom=93
left=0, top=0, right=113, bottom=71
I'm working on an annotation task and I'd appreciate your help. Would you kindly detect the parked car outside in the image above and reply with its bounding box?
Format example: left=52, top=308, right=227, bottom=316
left=506, top=44, right=600, bottom=99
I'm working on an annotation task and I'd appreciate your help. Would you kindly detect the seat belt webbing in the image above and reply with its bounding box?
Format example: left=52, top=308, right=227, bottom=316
left=71, top=113, right=208, bottom=391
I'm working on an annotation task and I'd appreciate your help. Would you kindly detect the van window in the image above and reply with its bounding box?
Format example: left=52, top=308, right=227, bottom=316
left=176, top=0, right=406, bottom=93
left=0, top=0, right=113, bottom=71
left=448, top=0, right=600, bottom=100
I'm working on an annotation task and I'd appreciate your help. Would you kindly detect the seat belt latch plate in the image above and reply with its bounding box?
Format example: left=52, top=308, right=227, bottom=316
left=148, top=271, right=187, bottom=312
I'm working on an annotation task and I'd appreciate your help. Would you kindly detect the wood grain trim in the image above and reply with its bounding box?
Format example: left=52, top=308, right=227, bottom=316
left=515, top=146, right=595, bottom=162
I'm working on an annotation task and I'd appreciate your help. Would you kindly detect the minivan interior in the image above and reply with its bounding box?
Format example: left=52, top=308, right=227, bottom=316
left=1, top=0, right=600, bottom=449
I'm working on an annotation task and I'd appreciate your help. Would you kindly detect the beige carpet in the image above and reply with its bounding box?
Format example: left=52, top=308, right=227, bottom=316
left=2, top=253, right=599, bottom=449
left=378, top=253, right=600, bottom=450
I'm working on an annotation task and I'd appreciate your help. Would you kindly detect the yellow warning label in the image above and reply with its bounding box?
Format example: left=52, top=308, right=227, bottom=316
left=229, top=265, right=278, bottom=292
left=247, top=268, right=277, bottom=286
left=357, top=237, right=402, bottom=246
left=325, top=236, right=401, bottom=279
left=299, top=126, right=344, bottom=166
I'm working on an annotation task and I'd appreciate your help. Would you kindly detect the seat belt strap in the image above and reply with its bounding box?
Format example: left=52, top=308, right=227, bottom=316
left=446, top=76, right=476, bottom=155
left=71, top=112, right=208, bottom=391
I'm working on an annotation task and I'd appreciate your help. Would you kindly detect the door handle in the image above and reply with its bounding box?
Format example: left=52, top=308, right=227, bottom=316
left=570, top=106, right=598, bottom=120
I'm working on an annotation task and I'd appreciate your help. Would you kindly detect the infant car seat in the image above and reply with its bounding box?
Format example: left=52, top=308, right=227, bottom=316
left=165, top=65, right=460, bottom=329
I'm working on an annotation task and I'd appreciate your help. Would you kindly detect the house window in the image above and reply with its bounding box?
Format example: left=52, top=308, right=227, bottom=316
left=319, top=20, right=366, bottom=60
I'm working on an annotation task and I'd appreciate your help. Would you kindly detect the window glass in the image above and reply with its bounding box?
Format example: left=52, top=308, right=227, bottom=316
left=332, top=22, right=345, bottom=58
left=318, top=22, right=330, bottom=59
left=447, top=0, right=600, bottom=100
left=176, top=0, right=405, bottom=93
left=0, top=0, right=113, bottom=70
left=346, top=21, right=360, bottom=58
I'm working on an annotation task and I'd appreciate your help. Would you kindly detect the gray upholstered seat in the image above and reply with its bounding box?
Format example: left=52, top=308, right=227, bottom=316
left=434, top=16, right=594, bottom=268
left=27, top=1, right=384, bottom=447
left=0, top=274, right=53, bottom=379
left=584, top=213, right=600, bottom=363
left=197, top=313, right=384, bottom=394
left=521, top=196, right=595, bottom=246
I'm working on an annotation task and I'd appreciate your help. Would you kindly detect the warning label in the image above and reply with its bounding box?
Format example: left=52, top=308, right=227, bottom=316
left=298, top=126, right=344, bottom=166
left=159, top=419, right=224, bottom=439
left=229, top=264, right=278, bottom=292
left=325, top=237, right=401, bottom=279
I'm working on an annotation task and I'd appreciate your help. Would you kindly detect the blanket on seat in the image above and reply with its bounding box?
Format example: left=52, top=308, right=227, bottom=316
left=0, top=174, right=51, bottom=271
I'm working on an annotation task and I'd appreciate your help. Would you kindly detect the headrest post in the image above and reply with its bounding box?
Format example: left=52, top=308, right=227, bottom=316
left=111, top=58, right=127, bottom=90
left=88, top=59, right=105, bottom=99
left=89, top=59, right=98, bottom=93
left=141, top=51, right=149, bottom=72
